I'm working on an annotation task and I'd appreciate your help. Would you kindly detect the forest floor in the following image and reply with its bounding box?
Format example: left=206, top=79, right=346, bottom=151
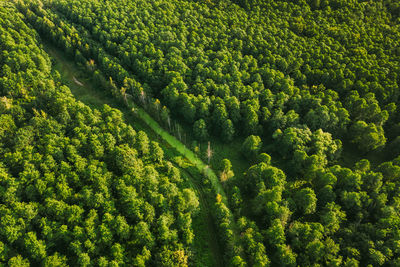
left=43, top=42, right=228, bottom=267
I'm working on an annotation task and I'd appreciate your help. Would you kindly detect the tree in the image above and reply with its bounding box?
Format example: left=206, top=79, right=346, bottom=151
left=179, top=93, right=196, bottom=123
left=219, top=159, right=234, bottom=183
left=241, top=100, right=260, bottom=135
left=78, top=253, right=91, bottom=267
left=24, top=232, right=47, bottom=261
left=44, top=253, right=68, bottom=267
left=257, top=153, right=271, bottom=164
left=150, top=141, right=164, bottom=163
left=156, top=247, right=188, bottom=267
left=114, top=215, right=130, bottom=240
left=182, top=188, right=199, bottom=213
left=0, top=114, right=16, bottom=141
left=133, top=221, right=154, bottom=249
left=231, top=256, right=246, bottom=266
left=193, top=119, right=208, bottom=141
left=225, top=96, right=241, bottom=124
left=241, top=135, right=262, bottom=160
left=212, top=102, right=230, bottom=138
left=136, top=131, right=150, bottom=156
left=221, top=119, right=235, bottom=142
left=294, top=188, right=317, bottom=215
left=133, top=246, right=151, bottom=267
left=350, top=121, right=386, bottom=153
left=265, top=219, right=286, bottom=246
left=320, top=203, right=345, bottom=234
left=8, top=255, right=30, bottom=267
left=230, top=186, right=243, bottom=211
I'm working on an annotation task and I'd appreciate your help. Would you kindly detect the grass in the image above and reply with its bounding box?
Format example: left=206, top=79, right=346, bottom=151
left=133, top=107, right=231, bottom=200
left=43, top=42, right=226, bottom=267
left=170, top=117, right=251, bottom=183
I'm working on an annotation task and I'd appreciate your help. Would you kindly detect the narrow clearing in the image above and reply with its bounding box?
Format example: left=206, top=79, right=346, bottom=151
left=44, top=43, right=225, bottom=267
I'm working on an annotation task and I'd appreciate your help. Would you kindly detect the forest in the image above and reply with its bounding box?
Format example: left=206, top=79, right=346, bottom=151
left=1, top=0, right=400, bottom=266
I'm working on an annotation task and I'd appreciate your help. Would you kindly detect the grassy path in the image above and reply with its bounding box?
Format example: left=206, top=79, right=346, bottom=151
left=133, top=107, right=229, bottom=201
left=179, top=167, right=224, bottom=267
left=46, top=41, right=228, bottom=202
left=43, top=43, right=226, bottom=266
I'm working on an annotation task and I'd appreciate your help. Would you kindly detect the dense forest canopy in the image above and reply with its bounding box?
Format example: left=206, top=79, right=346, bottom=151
left=0, top=0, right=400, bottom=265
left=0, top=3, right=199, bottom=266
left=21, top=0, right=400, bottom=146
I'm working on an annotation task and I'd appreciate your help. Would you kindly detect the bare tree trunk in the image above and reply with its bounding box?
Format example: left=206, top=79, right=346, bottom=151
left=207, top=141, right=212, bottom=165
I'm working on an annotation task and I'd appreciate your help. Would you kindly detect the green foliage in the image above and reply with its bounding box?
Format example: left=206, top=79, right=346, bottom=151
left=8, top=255, right=30, bottom=267
left=3, top=0, right=400, bottom=265
left=21, top=0, right=398, bottom=149
left=0, top=6, right=199, bottom=266
left=350, top=120, right=386, bottom=153
left=219, top=159, right=234, bottom=183
left=241, top=135, right=262, bottom=161
left=294, top=187, right=317, bottom=215
left=193, top=119, right=208, bottom=141
left=257, top=153, right=271, bottom=164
